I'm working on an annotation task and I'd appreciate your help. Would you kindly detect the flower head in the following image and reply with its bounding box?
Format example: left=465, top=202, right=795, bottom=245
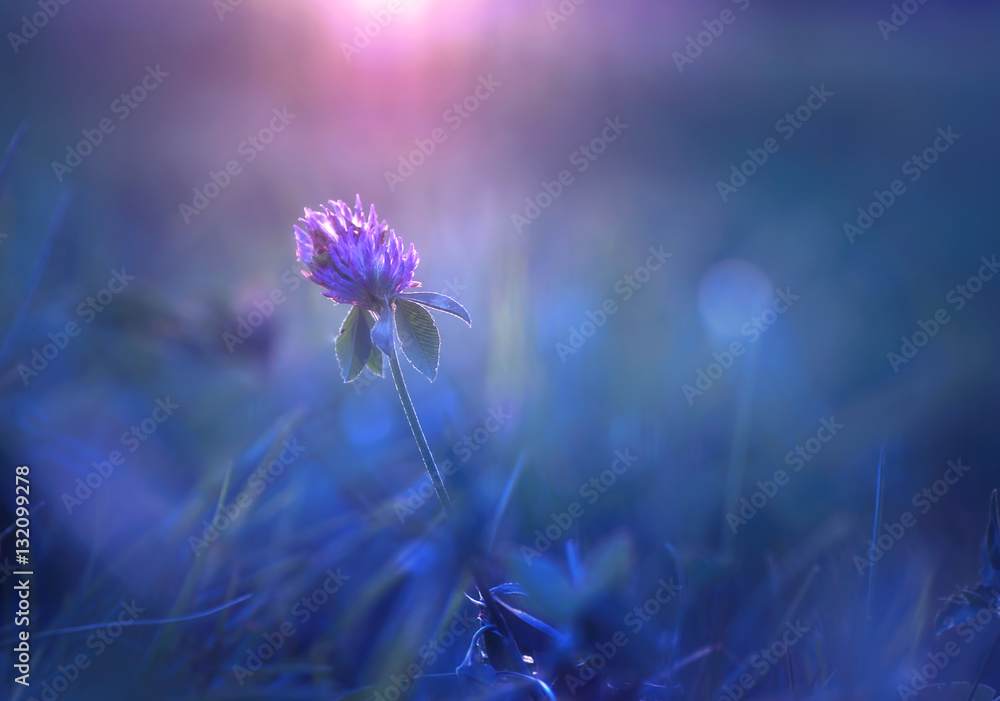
left=294, top=195, right=472, bottom=384
left=295, top=195, right=419, bottom=313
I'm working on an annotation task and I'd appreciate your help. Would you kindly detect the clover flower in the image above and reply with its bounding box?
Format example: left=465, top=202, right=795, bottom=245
left=292, top=196, right=538, bottom=681
left=294, top=195, right=470, bottom=382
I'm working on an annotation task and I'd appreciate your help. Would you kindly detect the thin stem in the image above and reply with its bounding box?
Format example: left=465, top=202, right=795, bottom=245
left=386, top=349, right=529, bottom=676
left=387, top=349, right=454, bottom=519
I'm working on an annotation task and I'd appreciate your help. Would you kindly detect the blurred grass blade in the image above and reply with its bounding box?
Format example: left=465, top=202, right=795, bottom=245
left=0, top=122, right=27, bottom=196
left=0, top=188, right=72, bottom=367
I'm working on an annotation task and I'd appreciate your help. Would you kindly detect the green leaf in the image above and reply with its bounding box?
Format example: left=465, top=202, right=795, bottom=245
left=335, top=306, right=372, bottom=382
left=366, top=348, right=383, bottom=377
left=399, top=291, right=472, bottom=326
left=360, top=311, right=383, bottom=377
left=395, top=298, right=440, bottom=381
left=370, top=308, right=396, bottom=357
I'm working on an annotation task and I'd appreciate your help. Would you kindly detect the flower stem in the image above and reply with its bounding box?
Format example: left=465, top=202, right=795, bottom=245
left=387, top=349, right=454, bottom=519
left=386, top=349, right=529, bottom=676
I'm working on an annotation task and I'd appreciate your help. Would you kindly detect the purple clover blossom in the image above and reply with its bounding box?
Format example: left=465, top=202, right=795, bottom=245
left=294, top=195, right=420, bottom=312
left=294, top=195, right=470, bottom=383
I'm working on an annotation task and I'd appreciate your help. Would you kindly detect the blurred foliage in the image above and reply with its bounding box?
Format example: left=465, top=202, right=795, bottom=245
left=3, top=0, right=1000, bottom=699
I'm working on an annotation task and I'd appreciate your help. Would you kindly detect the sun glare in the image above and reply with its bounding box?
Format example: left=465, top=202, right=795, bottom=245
left=357, top=0, right=435, bottom=18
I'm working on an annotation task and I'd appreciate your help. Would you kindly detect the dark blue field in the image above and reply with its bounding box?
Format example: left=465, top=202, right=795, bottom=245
left=2, top=1, right=1000, bottom=699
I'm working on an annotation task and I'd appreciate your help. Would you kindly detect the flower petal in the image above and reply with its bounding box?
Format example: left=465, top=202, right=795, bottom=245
left=293, top=196, right=421, bottom=310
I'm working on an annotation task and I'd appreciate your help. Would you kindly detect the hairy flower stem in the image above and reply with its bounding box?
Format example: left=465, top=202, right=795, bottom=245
left=387, top=349, right=529, bottom=676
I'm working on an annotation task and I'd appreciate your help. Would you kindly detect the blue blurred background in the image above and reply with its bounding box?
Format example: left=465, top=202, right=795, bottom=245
left=2, top=0, right=1000, bottom=699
